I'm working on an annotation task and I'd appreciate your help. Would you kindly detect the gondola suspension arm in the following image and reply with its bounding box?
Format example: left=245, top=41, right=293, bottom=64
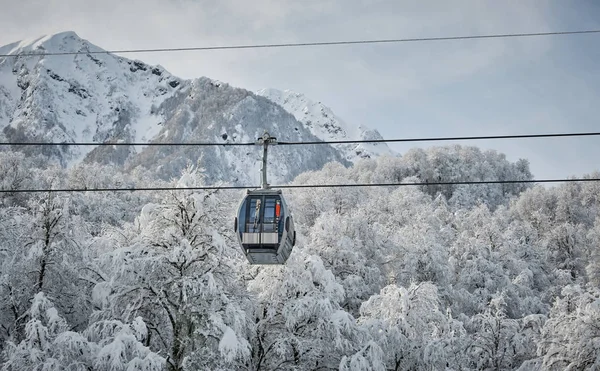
left=256, top=132, right=277, bottom=189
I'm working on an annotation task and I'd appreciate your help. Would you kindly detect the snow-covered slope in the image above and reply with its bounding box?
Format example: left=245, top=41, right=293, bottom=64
left=0, top=32, right=350, bottom=184
left=256, top=88, right=396, bottom=163
left=125, top=78, right=350, bottom=184
left=0, top=31, right=182, bottom=166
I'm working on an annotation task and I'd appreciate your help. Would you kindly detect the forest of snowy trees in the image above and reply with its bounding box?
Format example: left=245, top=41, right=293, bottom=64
left=1, top=145, right=599, bottom=370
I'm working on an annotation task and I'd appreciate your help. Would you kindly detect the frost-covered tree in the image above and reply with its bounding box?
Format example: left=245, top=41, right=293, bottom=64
left=2, top=292, right=75, bottom=370
left=0, top=206, right=31, bottom=347
left=2, top=292, right=164, bottom=370
left=358, top=282, right=468, bottom=370
left=93, top=169, right=252, bottom=371
left=27, top=193, right=67, bottom=294
left=0, top=189, right=92, bottom=349
left=383, top=191, right=452, bottom=289
left=289, top=162, right=363, bottom=228
left=538, top=284, right=600, bottom=370
left=586, top=217, right=600, bottom=286
left=512, top=313, right=546, bottom=369
left=0, top=151, right=50, bottom=207
left=468, top=294, right=520, bottom=370
left=390, top=146, right=532, bottom=209
left=248, top=252, right=361, bottom=370
left=339, top=341, right=386, bottom=371
left=305, top=212, right=383, bottom=316
left=446, top=205, right=511, bottom=317
left=86, top=318, right=165, bottom=371
left=67, top=163, right=163, bottom=235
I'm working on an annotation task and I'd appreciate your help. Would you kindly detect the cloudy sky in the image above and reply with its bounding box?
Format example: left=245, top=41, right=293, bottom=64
left=1, top=0, right=600, bottom=180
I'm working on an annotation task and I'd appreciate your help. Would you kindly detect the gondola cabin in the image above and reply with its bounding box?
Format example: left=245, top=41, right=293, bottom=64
left=235, top=189, right=296, bottom=264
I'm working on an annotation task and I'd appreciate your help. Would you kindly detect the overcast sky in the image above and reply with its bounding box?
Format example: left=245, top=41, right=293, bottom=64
left=1, top=0, right=600, bottom=180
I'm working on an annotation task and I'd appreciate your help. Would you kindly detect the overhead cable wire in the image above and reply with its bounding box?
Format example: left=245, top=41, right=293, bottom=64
left=2, top=178, right=599, bottom=194
left=0, top=185, right=250, bottom=194
left=275, top=178, right=600, bottom=189
left=4, top=131, right=600, bottom=147
left=277, top=131, right=600, bottom=145
left=0, top=141, right=257, bottom=147
left=2, top=29, right=600, bottom=58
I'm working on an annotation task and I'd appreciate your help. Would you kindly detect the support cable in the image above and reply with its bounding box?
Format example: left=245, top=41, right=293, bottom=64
left=2, top=178, right=599, bottom=194
left=3, top=131, right=600, bottom=147
left=2, top=30, right=600, bottom=58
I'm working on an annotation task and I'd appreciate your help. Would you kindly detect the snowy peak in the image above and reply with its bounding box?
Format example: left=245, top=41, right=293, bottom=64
left=256, top=88, right=395, bottom=162
left=0, top=31, right=183, bottom=165
left=4, top=31, right=102, bottom=56
left=256, top=88, right=354, bottom=140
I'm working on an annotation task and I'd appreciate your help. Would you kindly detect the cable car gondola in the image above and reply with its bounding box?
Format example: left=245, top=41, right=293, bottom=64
left=234, top=133, right=296, bottom=264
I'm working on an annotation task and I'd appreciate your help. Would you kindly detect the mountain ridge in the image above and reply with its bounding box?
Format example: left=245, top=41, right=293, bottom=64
left=256, top=88, right=395, bottom=163
left=0, top=31, right=389, bottom=184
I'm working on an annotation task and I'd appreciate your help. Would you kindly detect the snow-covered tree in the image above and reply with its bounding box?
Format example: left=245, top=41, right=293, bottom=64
left=93, top=169, right=252, bottom=370
left=468, top=294, right=520, bottom=370
left=0, top=151, right=49, bottom=207
left=2, top=292, right=165, bottom=370
left=0, top=188, right=92, bottom=350
left=586, top=217, right=600, bottom=286
left=305, top=211, right=383, bottom=316
left=86, top=318, right=165, bottom=371
left=339, top=341, right=386, bottom=371
left=66, top=162, right=163, bottom=235
left=2, top=292, right=75, bottom=370
left=538, top=284, right=600, bottom=370
left=248, top=252, right=362, bottom=370
left=358, top=282, right=468, bottom=370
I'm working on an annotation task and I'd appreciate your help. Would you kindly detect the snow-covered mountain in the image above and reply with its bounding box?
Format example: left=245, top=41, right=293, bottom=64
left=256, top=88, right=395, bottom=163
left=0, top=31, right=182, bottom=166
left=0, top=31, right=395, bottom=185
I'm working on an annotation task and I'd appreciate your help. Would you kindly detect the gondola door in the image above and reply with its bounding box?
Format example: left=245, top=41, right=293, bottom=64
left=242, top=195, right=281, bottom=248
left=243, top=195, right=262, bottom=245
